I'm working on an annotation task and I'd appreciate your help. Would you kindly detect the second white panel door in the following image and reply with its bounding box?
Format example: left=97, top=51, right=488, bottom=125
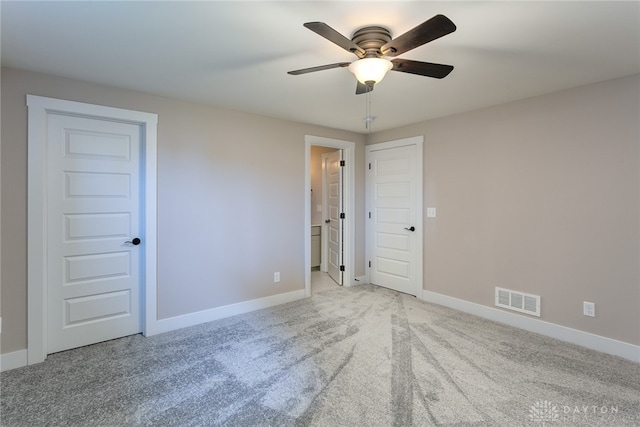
left=367, top=141, right=421, bottom=296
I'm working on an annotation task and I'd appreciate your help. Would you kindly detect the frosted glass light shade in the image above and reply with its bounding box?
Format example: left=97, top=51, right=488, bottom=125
left=348, top=58, right=393, bottom=84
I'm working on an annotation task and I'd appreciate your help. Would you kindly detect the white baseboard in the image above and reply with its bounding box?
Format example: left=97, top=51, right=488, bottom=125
left=150, top=289, right=307, bottom=336
left=1, top=349, right=28, bottom=372
left=421, top=290, right=640, bottom=363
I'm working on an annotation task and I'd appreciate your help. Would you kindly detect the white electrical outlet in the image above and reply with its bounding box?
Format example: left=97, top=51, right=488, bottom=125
left=427, top=207, right=437, bottom=218
left=583, top=301, right=595, bottom=317
left=274, top=272, right=280, bottom=283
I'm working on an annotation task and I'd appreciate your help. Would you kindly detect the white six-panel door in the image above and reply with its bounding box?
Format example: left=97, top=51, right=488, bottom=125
left=366, top=137, right=423, bottom=296
left=46, top=113, right=142, bottom=353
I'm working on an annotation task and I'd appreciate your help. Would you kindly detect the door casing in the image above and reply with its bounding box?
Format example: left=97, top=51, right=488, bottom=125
left=305, top=136, right=355, bottom=296
left=27, top=95, right=158, bottom=365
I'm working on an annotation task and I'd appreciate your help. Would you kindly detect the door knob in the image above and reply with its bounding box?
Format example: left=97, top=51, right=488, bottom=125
left=404, top=226, right=416, bottom=232
left=325, top=219, right=330, bottom=224
left=125, top=237, right=141, bottom=245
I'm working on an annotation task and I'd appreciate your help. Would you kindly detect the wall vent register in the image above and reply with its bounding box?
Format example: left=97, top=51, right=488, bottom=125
left=495, top=287, right=541, bottom=317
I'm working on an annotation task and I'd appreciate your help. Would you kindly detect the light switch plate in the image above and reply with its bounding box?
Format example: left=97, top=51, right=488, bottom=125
left=427, top=207, right=437, bottom=218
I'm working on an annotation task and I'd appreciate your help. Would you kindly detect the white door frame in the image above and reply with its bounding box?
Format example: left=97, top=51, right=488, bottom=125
left=305, top=136, right=355, bottom=296
left=26, top=95, right=158, bottom=365
left=365, top=136, right=423, bottom=297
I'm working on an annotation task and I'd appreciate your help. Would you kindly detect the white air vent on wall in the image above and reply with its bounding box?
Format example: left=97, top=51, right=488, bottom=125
left=495, top=287, right=540, bottom=317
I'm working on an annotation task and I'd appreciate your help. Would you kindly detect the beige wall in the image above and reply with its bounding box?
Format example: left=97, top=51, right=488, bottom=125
left=372, top=74, right=640, bottom=345
left=0, top=67, right=366, bottom=353
left=2, top=66, right=637, bottom=354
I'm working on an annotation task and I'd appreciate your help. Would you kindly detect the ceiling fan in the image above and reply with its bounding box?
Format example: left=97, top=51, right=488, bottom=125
left=288, top=14, right=457, bottom=94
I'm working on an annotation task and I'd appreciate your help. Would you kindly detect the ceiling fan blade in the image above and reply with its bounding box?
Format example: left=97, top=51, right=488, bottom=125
left=381, top=15, right=456, bottom=57
left=355, top=81, right=374, bottom=95
left=288, top=62, right=351, bottom=75
left=304, top=22, right=365, bottom=57
left=390, top=58, right=454, bottom=79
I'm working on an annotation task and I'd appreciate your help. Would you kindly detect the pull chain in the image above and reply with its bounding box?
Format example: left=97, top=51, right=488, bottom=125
left=364, top=84, right=374, bottom=141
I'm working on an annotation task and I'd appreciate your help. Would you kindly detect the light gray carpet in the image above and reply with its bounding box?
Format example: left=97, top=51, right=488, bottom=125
left=1, top=279, right=639, bottom=426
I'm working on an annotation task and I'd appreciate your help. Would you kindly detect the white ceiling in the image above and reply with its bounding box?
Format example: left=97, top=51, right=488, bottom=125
left=2, top=1, right=639, bottom=134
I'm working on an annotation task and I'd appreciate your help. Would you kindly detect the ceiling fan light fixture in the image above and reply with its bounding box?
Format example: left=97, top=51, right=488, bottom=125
left=348, top=58, right=393, bottom=84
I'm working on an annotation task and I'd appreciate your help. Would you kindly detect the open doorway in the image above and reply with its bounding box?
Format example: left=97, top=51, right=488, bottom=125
left=304, top=136, right=356, bottom=297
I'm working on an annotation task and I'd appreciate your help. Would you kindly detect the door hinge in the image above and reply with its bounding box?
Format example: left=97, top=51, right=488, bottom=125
left=340, top=265, right=345, bottom=272
left=368, top=162, right=371, bottom=170
left=368, top=212, right=371, bottom=219
left=340, top=212, right=345, bottom=219
left=368, top=261, right=371, bottom=268
left=340, top=160, right=345, bottom=167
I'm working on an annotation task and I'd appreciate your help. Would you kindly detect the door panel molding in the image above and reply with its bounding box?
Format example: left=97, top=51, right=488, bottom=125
left=366, top=136, right=423, bottom=296
left=305, top=136, right=355, bottom=297
left=27, top=95, right=158, bottom=365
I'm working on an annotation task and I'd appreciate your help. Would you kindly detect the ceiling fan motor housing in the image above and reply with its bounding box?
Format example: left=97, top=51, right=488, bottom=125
left=351, top=26, right=392, bottom=58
